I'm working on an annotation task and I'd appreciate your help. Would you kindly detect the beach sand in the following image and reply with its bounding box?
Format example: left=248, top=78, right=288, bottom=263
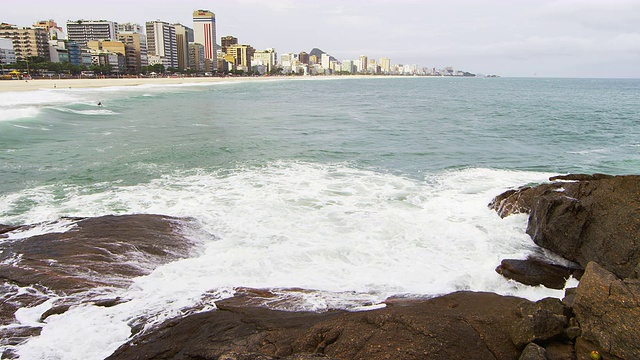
left=0, top=76, right=300, bottom=92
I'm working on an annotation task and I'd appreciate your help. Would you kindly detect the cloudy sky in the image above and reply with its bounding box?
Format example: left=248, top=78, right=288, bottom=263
left=4, top=0, right=640, bottom=78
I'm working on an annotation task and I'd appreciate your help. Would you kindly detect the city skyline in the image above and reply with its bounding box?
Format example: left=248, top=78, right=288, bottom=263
left=3, top=0, right=640, bottom=78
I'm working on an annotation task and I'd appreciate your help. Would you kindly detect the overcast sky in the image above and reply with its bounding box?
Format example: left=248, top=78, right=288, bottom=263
left=4, top=0, right=640, bottom=78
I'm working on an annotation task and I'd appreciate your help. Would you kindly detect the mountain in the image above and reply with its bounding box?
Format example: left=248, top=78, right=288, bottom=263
left=309, top=48, right=337, bottom=63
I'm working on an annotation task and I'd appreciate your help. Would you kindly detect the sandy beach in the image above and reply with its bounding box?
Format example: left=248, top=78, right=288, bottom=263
left=0, top=76, right=306, bottom=92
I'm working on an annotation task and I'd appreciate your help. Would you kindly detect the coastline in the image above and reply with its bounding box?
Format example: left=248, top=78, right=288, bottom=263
left=0, top=74, right=430, bottom=93
left=0, top=76, right=289, bottom=92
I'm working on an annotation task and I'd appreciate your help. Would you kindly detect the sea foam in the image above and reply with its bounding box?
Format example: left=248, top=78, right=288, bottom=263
left=3, top=163, right=566, bottom=360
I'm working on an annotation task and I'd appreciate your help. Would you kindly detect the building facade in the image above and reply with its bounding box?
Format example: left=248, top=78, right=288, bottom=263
left=192, top=10, right=217, bottom=71
left=174, top=23, right=193, bottom=71
left=0, top=37, right=16, bottom=65
left=252, top=48, right=277, bottom=72
left=145, top=20, right=177, bottom=69
left=118, top=32, right=148, bottom=73
left=32, top=20, right=65, bottom=40
left=66, top=20, right=118, bottom=49
left=226, top=44, right=254, bottom=70
left=220, top=35, right=237, bottom=54
left=0, top=24, right=50, bottom=60
left=189, top=43, right=205, bottom=71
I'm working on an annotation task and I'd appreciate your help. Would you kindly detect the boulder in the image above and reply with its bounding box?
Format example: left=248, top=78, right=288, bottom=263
left=572, top=262, right=640, bottom=360
left=510, top=298, right=568, bottom=349
left=496, top=257, right=579, bottom=289
left=519, top=343, right=547, bottom=360
left=108, top=291, right=524, bottom=360
left=491, top=175, right=640, bottom=279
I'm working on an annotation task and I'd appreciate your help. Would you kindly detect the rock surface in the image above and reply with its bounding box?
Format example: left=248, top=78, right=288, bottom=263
left=0, top=214, right=201, bottom=354
left=572, top=262, right=640, bottom=360
left=108, top=291, right=524, bottom=360
left=491, top=174, right=640, bottom=280
left=496, top=257, right=581, bottom=290
left=509, top=298, right=568, bottom=349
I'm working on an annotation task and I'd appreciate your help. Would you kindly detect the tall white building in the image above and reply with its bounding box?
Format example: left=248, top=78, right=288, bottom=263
left=145, top=20, right=178, bottom=69
left=66, top=20, right=118, bottom=49
left=379, top=57, right=391, bottom=74
left=192, top=10, right=217, bottom=71
left=321, top=53, right=330, bottom=69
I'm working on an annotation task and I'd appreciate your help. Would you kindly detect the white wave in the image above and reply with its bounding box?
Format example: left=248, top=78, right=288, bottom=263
left=0, top=107, right=41, bottom=122
left=5, top=164, right=565, bottom=360
left=567, top=148, right=609, bottom=155
left=52, top=107, right=118, bottom=116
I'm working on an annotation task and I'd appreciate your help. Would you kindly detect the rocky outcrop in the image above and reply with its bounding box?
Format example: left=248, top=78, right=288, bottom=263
left=491, top=174, right=640, bottom=280
left=0, top=214, right=199, bottom=293
left=108, top=291, right=525, bottom=360
left=572, top=262, right=640, bottom=360
left=0, top=214, right=201, bottom=356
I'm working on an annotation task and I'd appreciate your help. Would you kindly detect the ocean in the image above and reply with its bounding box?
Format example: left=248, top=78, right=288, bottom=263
left=1, top=77, right=639, bottom=359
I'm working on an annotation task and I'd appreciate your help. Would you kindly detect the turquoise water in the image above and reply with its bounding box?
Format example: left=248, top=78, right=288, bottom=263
left=1, top=77, right=638, bottom=198
left=1, top=77, right=639, bottom=359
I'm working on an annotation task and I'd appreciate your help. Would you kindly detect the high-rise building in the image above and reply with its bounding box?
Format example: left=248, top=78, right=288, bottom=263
left=0, top=24, right=50, bottom=60
left=174, top=23, right=193, bottom=70
left=299, top=51, right=309, bottom=64
left=253, top=48, right=277, bottom=72
left=189, top=43, right=205, bottom=71
left=192, top=10, right=217, bottom=70
left=87, top=39, right=126, bottom=73
left=379, top=57, right=391, bottom=74
left=321, top=53, right=330, bottom=69
left=32, top=20, right=65, bottom=40
left=358, top=55, right=368, bottom=73
left=66, top=20, right=118, bottom=49
left=145, top=20, right=178, bottom=69
left=226, top=44, right=254, bottom=69
left=118, top=32, right=148, bottom=73
left=220, top=35, right=237, bottom=54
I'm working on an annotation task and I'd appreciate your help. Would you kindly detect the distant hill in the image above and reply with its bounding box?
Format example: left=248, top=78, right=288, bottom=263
left=309, top=48, right=337, bottom=63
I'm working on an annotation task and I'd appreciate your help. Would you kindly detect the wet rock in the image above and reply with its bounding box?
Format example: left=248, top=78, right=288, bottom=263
left=489, top=184, right=562, bottom=218
left=496, top=257, right=580, bottom=289
left=510, top=298, right=568, bottom=349
left=107, top=291, right=524, bottom=360
left=519, top=343, right=547, bottom=360
left=0, top=224, right=22, bottom=236
left=0, top=214, right=201, bottom=351
left=572, top=262, right=640, bottom=360
left=492, top=174, right=640, bottom=279
left=0, top=214, right=200, bottom=294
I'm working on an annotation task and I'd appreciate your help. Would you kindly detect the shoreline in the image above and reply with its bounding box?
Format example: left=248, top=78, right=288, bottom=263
left=0, top=74, right=436, bottom=93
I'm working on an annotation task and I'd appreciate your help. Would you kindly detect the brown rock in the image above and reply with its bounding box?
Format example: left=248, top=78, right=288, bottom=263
left=510, top=298, right=568, bottom=349
left=0, top=215, right=201, bottom=350
left=572, top=262, right=640, bottom=360
left=519, top=343, right=548, bottom=360
left=496, top=257, right=578, bottom=289
left=0, top=214, right=199, bottom=294
left=492, top=174, right=640, bottom=279
left=107, top=291, right=524, bottom=360
left=544, top=342, right=576, bottom=360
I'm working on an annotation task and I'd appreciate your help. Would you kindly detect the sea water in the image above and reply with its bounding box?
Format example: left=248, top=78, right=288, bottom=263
left=1, top=77, right=639, bottom=359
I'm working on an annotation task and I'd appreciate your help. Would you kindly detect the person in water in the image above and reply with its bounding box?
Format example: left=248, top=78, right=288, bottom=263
left=97, top=102, right=102, bottom=106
